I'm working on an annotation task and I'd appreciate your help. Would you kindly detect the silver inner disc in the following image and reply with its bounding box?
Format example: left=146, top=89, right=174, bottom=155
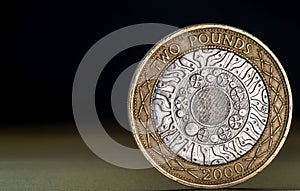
left=152, top=48, right=269, bottom=165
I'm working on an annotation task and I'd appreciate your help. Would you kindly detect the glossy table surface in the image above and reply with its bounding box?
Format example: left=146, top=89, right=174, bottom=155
left=0, top=121, right=299, bottom=191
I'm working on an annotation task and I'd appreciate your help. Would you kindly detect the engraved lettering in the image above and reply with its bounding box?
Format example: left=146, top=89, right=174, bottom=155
left=132, top=25, right=288, bottom=186
left=169, top=44, right=180, bottom=55
left=150, top=59, right=162, bottom=71
left=200, top=166, right=243, bottom=181
left=224, top=167, right=233, bottom=178
left=213, top=169, right=222, bottom=180
left=211, top=32, right=222, bottom=44
left=223, top=34, right=235, bottom=47
left=199, top=33, right=209, bottom=45
left=157, top=49, right=170, bottom=63
left=234, top=163, right=244, bottom=174
left=243, top=43, right=252, bottom=54
left=189, top=35, right=198, bottom=47
left=234, top=37, right=245, bottom=49
left=202, top=169, right=211, bottom=181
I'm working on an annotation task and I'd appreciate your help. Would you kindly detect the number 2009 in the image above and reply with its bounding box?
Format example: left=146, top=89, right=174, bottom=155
left=202, top=163, right=244, bottom=181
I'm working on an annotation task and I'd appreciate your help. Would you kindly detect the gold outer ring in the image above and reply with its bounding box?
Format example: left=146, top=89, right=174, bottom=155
left=128, top=24, right=292, bottom=188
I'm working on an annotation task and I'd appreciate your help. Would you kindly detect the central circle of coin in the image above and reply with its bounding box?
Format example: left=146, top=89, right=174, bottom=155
left=152, top=48, right=269, bottom=165
left=172, top=67, right=249, bottom=146
left=191, top=87, right=230, bottom=126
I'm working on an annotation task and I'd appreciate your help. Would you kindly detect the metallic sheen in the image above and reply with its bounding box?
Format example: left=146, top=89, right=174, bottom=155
left=129, top=24, right=292, bottom=189
left=152, top=48, right=268, bottom=165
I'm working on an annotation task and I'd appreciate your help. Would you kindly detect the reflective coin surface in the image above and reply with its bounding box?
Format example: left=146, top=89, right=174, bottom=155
left=128, top=24, right=292, bottom=188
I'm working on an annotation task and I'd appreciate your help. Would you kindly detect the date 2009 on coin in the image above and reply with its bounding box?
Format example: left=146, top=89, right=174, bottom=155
left=200, top=162, right=244, bottom=181
left=129, top=24, right=292, bottom=188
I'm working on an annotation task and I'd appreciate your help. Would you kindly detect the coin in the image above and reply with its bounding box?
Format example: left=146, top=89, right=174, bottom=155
left=128, top=24, right=292, bottom=188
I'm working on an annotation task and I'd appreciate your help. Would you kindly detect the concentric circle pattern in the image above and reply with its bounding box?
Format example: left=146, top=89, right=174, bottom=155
left=129, top=24, right=292, bottom=188
left=152, top=49, right=268, bottom=165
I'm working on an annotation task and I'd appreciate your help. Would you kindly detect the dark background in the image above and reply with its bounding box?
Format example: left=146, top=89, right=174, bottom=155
left=1, top=1, right=300, bottom=190
left=2, top=0, right=299, bottom=127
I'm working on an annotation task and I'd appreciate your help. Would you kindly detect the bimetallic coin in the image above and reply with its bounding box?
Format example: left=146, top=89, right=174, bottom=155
left=128, top=24, right=292, bottom=188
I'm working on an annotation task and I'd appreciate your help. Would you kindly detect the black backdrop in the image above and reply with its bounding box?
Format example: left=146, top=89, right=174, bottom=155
left=2, top=0, right=300, bottom=126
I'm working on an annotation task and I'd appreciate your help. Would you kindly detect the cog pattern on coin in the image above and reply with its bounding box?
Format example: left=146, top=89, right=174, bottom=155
left=152, top=48, right=269, bottom=165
